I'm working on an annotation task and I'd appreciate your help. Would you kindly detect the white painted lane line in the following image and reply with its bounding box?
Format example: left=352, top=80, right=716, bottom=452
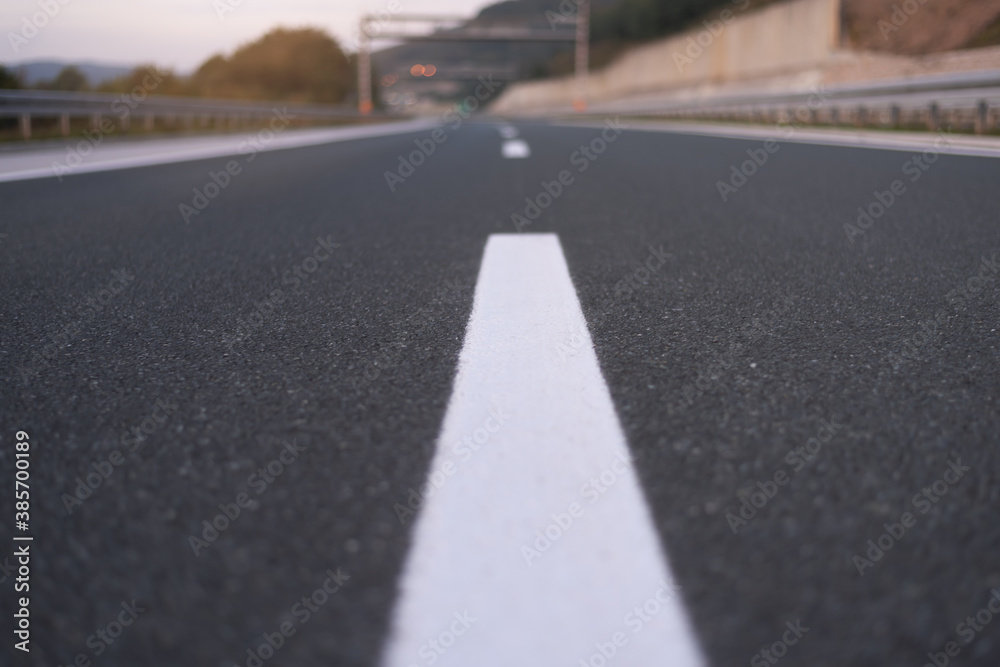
left=498, top=125, right=519, bottom=139
left=501, top=138, right=530, bottom=158
left=0, top=119, right=441, bottom=183
left=381, top=234, right=705, bottom=667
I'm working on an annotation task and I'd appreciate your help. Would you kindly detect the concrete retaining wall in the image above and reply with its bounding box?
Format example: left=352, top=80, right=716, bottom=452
left=491, top=0, right=841, bottom=112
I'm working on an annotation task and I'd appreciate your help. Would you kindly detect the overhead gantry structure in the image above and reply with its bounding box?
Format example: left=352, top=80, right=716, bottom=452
left=356, top=2, right=589, bottom=114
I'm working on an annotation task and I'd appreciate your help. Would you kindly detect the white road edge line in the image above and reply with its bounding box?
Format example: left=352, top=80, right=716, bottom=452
left=501, top=138, right=530, bottom=158
left=381, top=234, right=705, bottom=667
left=0, top=119, right=442, bottom=183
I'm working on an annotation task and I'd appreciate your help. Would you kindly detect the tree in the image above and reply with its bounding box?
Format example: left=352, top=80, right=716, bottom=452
left=40, top=66, right=88, bottom=91
left=0, top=65, right=21, bottom=89
left=590, top=0, right=721, bottom=42
left=96, top=65, right=185, bottom=96
left=189, top=27, right=354, bottom=103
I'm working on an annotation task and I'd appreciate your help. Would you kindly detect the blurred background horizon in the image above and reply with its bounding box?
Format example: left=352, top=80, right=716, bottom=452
left=0, top=0, right=497, bottom=72
left=2, top=0, right=1000, bottom=113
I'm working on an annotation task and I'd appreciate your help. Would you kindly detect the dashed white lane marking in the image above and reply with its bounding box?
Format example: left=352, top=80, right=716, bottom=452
left=0, top=119, right=441, bottom=183
left=501, top=138, right=530, bottom=158
left=498, top=125, right=519, bottom=139
left=381, top=234, right=705, bottom=667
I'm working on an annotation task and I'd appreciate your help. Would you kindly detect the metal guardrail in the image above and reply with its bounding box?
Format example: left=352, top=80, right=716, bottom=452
left=582, top=69, right=1000, bottom=134
left=0, top=89, right=403, bottom=139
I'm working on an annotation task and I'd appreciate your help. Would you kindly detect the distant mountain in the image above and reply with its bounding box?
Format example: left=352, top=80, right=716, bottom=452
left=4, top=61, right=134, bottom=86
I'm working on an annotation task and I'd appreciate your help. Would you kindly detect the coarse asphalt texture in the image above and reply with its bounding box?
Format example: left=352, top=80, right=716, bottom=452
left=1, top=118, right=999, bottom=667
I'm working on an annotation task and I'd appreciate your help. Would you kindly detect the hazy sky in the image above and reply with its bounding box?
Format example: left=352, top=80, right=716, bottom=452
left=2, top=0, right=497, bottom=72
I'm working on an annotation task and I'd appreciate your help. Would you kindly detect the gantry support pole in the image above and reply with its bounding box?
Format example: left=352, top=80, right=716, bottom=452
left=358, top=19, right=373, bottom=115
left=573, top=0, right=589, bottom=112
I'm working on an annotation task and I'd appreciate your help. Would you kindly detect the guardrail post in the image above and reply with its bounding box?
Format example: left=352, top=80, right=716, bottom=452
left=856, top=105, right=866, bottom=128
left=91, top=113, right=102, bottom=131
left=975, top=100, right=988, bottom=135
left=19, top=113, right=30, bottom=140
left=927, top=102, right=939, bottom=131
left=830, top=107, right=839, bottom=126
left=890, top=104, right=900, bottom=128
left=144, top=113, right=155, bottom=131
left=60, top=113, right=70, bottom=137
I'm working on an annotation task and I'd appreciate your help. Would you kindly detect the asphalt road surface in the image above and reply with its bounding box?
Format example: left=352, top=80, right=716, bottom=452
left=1, top=117, right=999, bottom=667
